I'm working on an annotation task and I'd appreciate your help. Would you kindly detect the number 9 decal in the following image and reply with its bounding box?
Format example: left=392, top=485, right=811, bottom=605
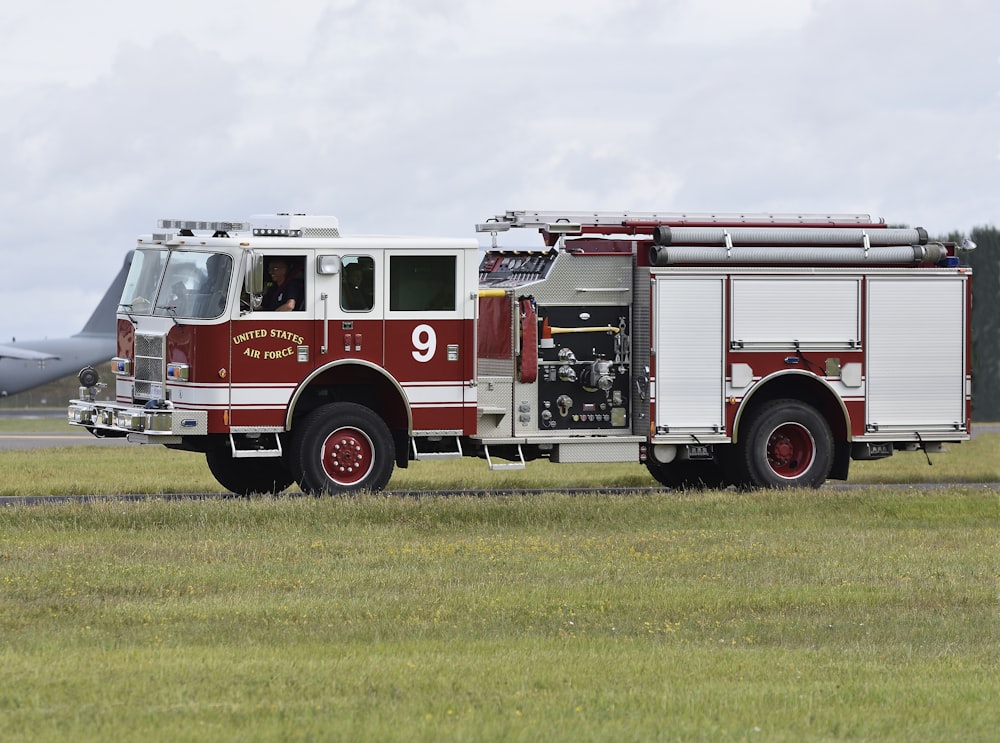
left=411, top=324, right=437, bottom=362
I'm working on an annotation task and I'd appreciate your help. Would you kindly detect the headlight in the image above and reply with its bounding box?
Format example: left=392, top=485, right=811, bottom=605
left=115, top=411, right=146, bottom=431
left=68, top=406, right=93, bottom=424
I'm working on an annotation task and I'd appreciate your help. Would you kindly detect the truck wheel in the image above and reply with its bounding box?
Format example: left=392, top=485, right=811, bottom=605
left=284, top=418, right=309, bottom=485
left=205, top=448, right=294, bottom=496
left=646, top=460, right=725, bottom=490
left=739, top=400, right=832, bottom=488
left=296, top=402, right=394, bottom=495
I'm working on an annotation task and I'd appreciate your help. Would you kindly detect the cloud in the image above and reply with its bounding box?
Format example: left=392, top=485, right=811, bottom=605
left=0, top=0, right=996, bottom=340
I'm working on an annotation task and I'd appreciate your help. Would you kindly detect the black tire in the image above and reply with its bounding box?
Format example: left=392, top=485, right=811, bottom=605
left=205, top=447, right=295, bottom=496
left=294, top=402, right=394, bottom=495
left=284, top=416, right=310, bottom=485
left=646, top=459, right=726, bottom=490
left=738, top=399, right=833, bottom=489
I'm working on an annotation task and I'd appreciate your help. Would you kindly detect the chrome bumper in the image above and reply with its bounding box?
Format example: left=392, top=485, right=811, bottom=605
left=68, top=399, right=208, bottom=437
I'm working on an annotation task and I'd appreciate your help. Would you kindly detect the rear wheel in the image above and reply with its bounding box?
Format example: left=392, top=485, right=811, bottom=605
left=739, top=400, right=832, bottom=489
left=646, top=459, right=726, bottom=490
left=205, top=447, right=294, bottom=496
left=295, top=402, right=394, bottom=495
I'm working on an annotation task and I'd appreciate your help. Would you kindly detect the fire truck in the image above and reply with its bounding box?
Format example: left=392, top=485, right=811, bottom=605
left=68, top=210, right=972, bottom=494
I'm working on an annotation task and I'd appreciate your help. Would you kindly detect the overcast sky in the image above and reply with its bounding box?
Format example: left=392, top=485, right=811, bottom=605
left=2, top=0, right=996, bottom=341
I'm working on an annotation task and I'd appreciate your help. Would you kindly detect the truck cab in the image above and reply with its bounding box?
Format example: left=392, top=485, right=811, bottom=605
left=70, top=214, right=480, bottom=494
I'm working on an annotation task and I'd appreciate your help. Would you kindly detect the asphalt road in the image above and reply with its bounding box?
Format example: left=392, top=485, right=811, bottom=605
left=0, top=429, right=129, bottom=451
left=0, top=409, right=128, bottom=450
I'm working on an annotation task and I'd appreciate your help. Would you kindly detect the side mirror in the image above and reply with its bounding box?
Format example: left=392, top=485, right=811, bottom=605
left=239, top=252, right=264, bottom=313
left=244, top=251, right=264, bottom=307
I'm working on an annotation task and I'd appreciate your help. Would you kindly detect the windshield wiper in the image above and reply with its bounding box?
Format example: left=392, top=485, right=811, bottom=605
left=156, top=305, right=182, bottom=326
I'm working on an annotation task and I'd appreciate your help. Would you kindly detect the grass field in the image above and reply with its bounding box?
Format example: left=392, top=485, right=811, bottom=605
left=0, top=422, right=997, bottom=740
left=0, top=419, right=998, bottom=496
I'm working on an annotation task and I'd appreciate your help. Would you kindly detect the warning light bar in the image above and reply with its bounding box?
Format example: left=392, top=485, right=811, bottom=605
left=253, top=227, right=303, bottom=237
left=250, top=214, right=341, bottom=238
left=152, top=215, right=341, bottom=239
left=157, top=219, right=250, bottom=233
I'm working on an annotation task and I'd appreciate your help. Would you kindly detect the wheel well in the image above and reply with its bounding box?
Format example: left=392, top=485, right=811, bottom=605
left=732, top=372, right=852, bottom=481
left=735, top=372, right=848, bottom=443
left=287, top=363, right=410, bottom=434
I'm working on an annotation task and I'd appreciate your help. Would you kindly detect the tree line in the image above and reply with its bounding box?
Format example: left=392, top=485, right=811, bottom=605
left=965, top=226, right=998, bottom=420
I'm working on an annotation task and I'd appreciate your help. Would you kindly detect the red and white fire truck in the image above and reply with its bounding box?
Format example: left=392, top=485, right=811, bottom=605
left=68, top=210, right=972, bottom=494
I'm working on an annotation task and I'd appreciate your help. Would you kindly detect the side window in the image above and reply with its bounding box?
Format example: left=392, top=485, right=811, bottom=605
left=389, top=255, right=456, bottom=311
left=260, top=256, right=306, bottom=312
left=341, top=256, right=375, bottom=311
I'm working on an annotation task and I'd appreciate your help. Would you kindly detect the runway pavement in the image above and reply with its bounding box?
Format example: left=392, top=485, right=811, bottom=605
left=0, top=428, right=129, bottom=451
left=0, top=409, right=128, bottom=450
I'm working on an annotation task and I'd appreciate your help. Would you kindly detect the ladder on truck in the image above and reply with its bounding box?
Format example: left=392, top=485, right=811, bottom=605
left=476, top=209, right=941, bottom=265
left=476, top=209, right=884, bottom=236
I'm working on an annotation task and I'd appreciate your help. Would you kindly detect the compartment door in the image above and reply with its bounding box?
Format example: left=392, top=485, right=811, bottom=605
left=653, top=276, right=725, bottom=435
left=866, top=276, right=967, bottom=432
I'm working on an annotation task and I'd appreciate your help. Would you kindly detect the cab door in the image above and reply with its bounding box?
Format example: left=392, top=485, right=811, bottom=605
left=227, top=254, right=315, bottom=428
left=316, top=252, right=385, bottom=370
left=383, top=247, right=476, bottom=434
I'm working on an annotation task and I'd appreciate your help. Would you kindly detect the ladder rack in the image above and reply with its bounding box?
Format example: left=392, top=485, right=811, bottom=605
left=477, top=209, right=884, bottom=237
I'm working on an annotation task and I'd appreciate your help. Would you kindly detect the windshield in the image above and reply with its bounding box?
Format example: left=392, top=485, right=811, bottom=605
left=120, top=249, right=233, bottom=320
left=120, top=249, right=166, bottom=315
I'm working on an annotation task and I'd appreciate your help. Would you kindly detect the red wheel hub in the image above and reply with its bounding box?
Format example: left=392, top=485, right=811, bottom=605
left=320, top=427, right=374, bottom=485
left=766, top=423, right=815, bottom=479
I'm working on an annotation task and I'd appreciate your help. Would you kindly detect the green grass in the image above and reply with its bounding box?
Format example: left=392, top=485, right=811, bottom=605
left=0, top=428, right=996, bottom=497
left=0, top=417, right=997, bottom=486
left=849, top=432, right=999, bottom=483
left=0, top=422, right=997, bottom=739
left=1, top=490, right=997, bottom=741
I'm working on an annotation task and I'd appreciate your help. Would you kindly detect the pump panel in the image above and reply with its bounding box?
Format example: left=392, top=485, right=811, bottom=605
left=535, top=305, right=631, bottom=431
left=479, top=251, right=556, bottom=289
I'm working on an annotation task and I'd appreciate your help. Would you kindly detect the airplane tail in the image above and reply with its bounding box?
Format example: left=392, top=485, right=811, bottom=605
left=76, top=251, right=134, bottom=337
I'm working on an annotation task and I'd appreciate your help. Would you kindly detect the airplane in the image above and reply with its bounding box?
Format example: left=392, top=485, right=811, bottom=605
left=0, top=251, right=133, bottom=398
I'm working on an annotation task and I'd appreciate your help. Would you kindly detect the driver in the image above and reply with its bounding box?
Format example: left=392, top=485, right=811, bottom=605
left=262, top=258, right=304, bottom=311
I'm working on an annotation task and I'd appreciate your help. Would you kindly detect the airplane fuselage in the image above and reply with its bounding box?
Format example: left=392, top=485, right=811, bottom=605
left=0, top=335, right=116, bottom=397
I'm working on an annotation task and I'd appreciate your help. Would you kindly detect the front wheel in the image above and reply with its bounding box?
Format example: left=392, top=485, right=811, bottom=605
left=738, top=400, right=833, bottom=489
left=295, top=402, right=394, bottom=495
left=205, top=447, right=294, bottom=496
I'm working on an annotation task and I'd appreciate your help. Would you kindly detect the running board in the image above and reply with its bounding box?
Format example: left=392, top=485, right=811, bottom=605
left=484, top=443, right=526, bottom=471
left=229, top=432, right=283, bottom=459
left=411, top=436, right=463, bottom=460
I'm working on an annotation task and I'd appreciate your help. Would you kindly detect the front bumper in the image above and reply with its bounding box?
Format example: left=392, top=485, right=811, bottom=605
left=68, top=399, right=208, bottom=438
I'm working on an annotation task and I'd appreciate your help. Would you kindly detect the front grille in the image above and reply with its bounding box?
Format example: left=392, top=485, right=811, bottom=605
left=133, top=333, right=165, bottom=401
left=135, top=334, right=161, bottom=357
